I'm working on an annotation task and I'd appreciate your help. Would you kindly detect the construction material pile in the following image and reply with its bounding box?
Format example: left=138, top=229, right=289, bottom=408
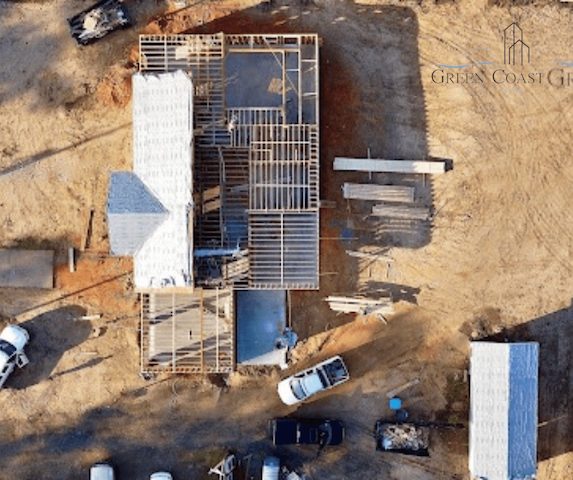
left=325, top=296, right=394, bottom=321
left=375, top=421, right=430, bottom=456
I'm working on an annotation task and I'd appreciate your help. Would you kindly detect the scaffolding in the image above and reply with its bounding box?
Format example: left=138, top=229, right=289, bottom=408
left=139, top=33, right=320, bottom=290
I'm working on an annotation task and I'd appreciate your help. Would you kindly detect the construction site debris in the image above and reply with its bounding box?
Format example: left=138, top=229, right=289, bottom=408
left=68, top=247, right=75, bottom=273
left=325, top=295, right=394, bottom=320
left=208, top=453, right=237, bottom=479
left=79, top=314, right=103, bottom=321
left=375, top=421, right=430, bottom=456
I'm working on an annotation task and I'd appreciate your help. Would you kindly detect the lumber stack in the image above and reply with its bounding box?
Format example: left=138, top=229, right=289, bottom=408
left=345, top=250, right=393, bottom=262
left=325, top=296, right=394, bottom=320
left=342, top=183, right=414, bottom=203
left=371, top=204, right=430, bottom=221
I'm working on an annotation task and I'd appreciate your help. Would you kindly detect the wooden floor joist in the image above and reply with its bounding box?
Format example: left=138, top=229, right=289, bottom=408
left=371, top=204, right=430, bottom=221
left=342, top=183, right=415, bottom=203
left=334, top=157, right=446, bottom=174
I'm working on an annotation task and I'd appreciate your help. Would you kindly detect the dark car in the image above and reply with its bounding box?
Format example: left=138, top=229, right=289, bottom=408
left=270, top=418, right=345, bottom=446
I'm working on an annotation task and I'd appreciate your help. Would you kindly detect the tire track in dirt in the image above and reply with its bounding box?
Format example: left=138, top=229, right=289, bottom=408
left=423, top=20, right=573, bottom=278
left=516, top=87, right=573, bottom=272
left=418, top=20, right=573, bottom=318
left=415, top=26, right=524, bottom=313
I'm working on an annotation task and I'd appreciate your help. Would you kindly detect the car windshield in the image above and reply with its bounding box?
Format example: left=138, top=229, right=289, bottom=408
left=291, top=379, right=306, bottom=400
left=317, top=369, right=329, bottom=388
left=0, top=339, right=16, bottom=358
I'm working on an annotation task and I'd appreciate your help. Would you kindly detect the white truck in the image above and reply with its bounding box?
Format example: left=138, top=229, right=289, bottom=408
left=277, top=355, right=350, bottom=405
left=0, top=324, right=30, bottom=388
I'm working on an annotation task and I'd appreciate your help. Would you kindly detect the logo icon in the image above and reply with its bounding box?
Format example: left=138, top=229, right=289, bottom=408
left=503, top=22, right=530, bottom=65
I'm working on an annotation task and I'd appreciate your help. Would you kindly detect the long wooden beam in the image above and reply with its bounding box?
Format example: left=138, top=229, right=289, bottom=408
left=334, top=157, right=446, bottom=174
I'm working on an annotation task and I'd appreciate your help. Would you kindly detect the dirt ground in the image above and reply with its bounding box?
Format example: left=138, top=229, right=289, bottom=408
left=0, top=0, right=572, bottom=479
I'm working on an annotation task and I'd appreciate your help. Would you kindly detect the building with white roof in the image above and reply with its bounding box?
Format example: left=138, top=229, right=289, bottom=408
left=108, top=71, right=193, bottom=290
left=469, top=342, right=539, bottom=480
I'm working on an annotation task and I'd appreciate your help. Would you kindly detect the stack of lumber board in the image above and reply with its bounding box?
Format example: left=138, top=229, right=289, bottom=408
left=371, top=204, right=430, bottom=221
left=345, top=250, right=393, bottom=262
left=325, top=295, right=394, bottom=320
left=342, top=183, right=414, bottom=203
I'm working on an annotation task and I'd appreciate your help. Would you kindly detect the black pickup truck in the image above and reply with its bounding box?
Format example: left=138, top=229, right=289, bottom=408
left=271, top=418, right=345, bottom=447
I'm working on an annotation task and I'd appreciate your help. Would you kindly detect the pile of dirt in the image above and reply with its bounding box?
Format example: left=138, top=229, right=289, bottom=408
left=142, top=0, right=262, bottom=35
left=96, top=64, right=135, bottom=108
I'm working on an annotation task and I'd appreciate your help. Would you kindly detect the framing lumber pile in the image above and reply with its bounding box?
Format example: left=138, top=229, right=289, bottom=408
left=334, top=157, right=446, bottom=174
left=371, top=204, right=430, bottom=221
left=342, top=183, right=415, bottom=203
left=325, top=296, right=394, bottom=320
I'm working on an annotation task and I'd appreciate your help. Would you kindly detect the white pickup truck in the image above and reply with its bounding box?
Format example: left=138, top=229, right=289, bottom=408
left=277, top=355, right=350, bottom=405
left=0, top=324, right=30, bottom=388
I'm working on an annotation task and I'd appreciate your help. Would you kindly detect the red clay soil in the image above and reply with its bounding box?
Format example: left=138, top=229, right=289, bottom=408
left=55, top=256, right=137, bottom=319
left=96, top=64, right=134, bottom=108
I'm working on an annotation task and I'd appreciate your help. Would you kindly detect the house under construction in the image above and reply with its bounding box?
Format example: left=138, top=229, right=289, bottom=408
left=107, top=33, right=320, bottom=374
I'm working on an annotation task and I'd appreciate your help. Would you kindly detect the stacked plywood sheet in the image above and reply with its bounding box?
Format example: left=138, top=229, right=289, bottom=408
left=371, top=204, right=430, bottom=221
left=342, top=183, right=414, bottom=203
